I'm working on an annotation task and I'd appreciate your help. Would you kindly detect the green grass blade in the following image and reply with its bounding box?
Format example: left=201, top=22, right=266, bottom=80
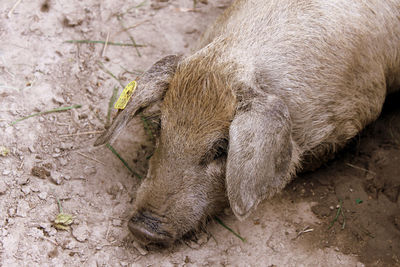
left=328, top=199, right=343, bottom=230
left=106, top=143, right=142, bottom=179
left=10, top=104, right=82, bottom=125
left=215, top=216, right=246, bottom=242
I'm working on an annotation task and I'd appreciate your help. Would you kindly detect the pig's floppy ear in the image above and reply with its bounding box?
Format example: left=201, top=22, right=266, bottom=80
left=94, top=55, right=181, bottom=146
left=226, top=94, right=296, bottom=220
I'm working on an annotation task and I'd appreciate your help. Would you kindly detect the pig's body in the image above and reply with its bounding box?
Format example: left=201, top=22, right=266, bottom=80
left=96, top=0, right=400, bottom=246
left=192, top=0, right=400, bottom=168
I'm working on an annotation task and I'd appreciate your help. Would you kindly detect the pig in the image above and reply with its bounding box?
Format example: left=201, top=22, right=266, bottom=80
left=95, top=0, right=400, bottom=247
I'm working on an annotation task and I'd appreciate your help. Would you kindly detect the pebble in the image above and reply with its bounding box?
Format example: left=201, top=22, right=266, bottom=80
left=59, top=157, right=68, bottom=166
left=2, top=170, right=11, bottom=176
left=65, top=239, right=78, bottom=250
left=38, top=191, right=47, bottom=200
left=132, top=240, right=148, bottom=255
left=39, top=222, right=52, bottom=233
left=86, top=87, right=94, bottom=94
left=52, top=96, right=65, bottom=105
left=54, top=147, right=61, bottom=153
left=28, top=145, right=36, bottom=153
left=16, top=201, right=29, bottom=217
left=17, top=176, right=30, bottom=185
left=8, top=207, right=16, bottom=217
left=39, top=117, right=45, bottom=122
left=0, top=180, right=7, bottom=195
left=50, top=171, right=63, bottom=185
left=356, top=262, right=365, bottom=267
left=60, top=142, right=73, bottom=150
left=72, top=223, right=89, bottom=242
left=21, top=187, right=31, bottom=195
left=31, top=187, right=39, bottom=192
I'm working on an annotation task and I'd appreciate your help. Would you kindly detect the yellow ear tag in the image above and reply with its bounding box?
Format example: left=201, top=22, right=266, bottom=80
left=114, top=81, right=137, bottom=110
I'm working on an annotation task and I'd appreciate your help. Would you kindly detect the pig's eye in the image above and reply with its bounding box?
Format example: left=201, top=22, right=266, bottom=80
left=201, top=139, right=228, bottom=164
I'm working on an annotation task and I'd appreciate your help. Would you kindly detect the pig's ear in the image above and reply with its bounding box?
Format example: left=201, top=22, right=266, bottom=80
left=94, top=55, right=181, bottom=146
left=226, top=94, right=297, bottom=220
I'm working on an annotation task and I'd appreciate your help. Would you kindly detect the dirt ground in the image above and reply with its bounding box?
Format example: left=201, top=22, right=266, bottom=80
left=0, top=0, right=399, bottom=266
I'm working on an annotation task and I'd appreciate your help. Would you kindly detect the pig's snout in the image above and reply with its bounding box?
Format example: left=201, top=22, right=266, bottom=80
left=128, top=210, right=174, bottom=247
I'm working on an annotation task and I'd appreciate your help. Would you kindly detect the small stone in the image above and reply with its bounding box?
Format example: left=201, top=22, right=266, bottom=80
left=120, top=262, right=128, bottom=267
left=39, top=222, right=52, bottom=233
left=39, top=117, right=45, bottom=122
left=16, top=201, right=29, bottom=217
left=112, top=219, right=122, bottom=227
left=59, top=158, right=68, bottom=166
left=63, top=14, right=83, bottom=27
left=54, top=147, right=61, bottom=153
left=52, top=153, right=61, bottom=158
left=65, top=239, right=78, bottom=249
left=38, top=191, right=47, bottom=200
left=2, top=170, right=11, bottom=176
left=8, top=207, right=16, bottom=217
left=31, top=187, right=39, bottom=192
left=72, top=223, right=89, bottom=242
left=132, top=240, right=148, bottom=255
left=356, top=262, right=365, bottom=267
left=60, top=142, right=73, bottom=150
left=28, top=145, right=36, bottom=153
left=0, top=181, right=7, bottom=195
left=50, top=171, right=63, bottom=185
left=52, top=96, right=65, bottom=105
left=21, top=187, right=31, bottom=195
left=17, top=176, right=30, bottom=185
left=329, top=206, right=334, bottom=210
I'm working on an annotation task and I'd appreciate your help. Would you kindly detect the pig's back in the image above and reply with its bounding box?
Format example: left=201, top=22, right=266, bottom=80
left=195, top=0, right=400, bottom=162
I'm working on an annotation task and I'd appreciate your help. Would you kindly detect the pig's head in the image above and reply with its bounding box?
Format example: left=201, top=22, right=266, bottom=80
left=95, top=55, right=296, bottom=247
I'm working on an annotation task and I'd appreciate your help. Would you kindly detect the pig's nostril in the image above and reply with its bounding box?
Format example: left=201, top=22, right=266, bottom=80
left=128, top=211, right=173, bottom=246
